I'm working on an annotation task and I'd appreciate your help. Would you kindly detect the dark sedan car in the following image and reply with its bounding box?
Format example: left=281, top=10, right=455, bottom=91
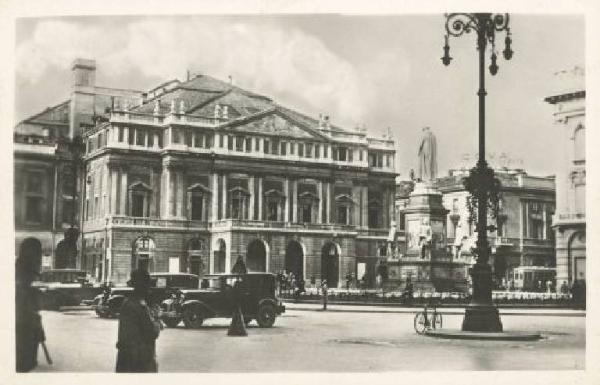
left=159, top=273, right=285, bottom=328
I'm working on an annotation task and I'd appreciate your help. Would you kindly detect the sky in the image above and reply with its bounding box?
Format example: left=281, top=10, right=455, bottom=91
left=14, top=14, right=584, bottom=178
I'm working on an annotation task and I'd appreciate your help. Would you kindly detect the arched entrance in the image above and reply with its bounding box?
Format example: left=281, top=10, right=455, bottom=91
left=214, top=239, right=226, bottom=273
left=568, top=231, right=586, bottom=283
left=247, top=239, right=267, bottom=272
left=132, top=237, right=155, bottom=272
left=285, top=241, right=304, bottom=279
left=321, top=242, right=340, bottom=287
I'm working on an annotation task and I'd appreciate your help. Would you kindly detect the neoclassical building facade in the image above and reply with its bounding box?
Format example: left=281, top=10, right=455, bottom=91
left=545, top=67, right=586, bottom=287
left=79, top=66, right=397, bottom=286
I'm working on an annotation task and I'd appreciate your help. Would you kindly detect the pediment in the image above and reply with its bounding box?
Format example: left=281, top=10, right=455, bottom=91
left=226, top=110, right=327, bottom=140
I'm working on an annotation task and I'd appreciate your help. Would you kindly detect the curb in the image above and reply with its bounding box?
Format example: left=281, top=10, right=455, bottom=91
left=424, top=329, right=543, bottom=341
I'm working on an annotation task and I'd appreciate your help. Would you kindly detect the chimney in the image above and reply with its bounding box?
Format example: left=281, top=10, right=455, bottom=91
left=72, top=58, right=96, bottom=88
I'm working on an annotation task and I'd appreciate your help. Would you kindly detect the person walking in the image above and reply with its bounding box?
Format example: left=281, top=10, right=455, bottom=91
left=15, top=238, right=47, bottom=372
left=116, top=269, right=161, bottom=372
left=321, top=279, right=329, bottom=311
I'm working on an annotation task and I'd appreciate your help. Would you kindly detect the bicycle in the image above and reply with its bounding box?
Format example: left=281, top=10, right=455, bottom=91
left=414, top=302, right=443, bottom=334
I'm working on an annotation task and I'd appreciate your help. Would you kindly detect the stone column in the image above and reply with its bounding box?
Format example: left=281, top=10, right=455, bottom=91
left=317, top=181, right=323, bottom=223
left=284, top=178, right=290, bottom=222
left=167, top=167, right=176, bottom=218
left=248, top=176, right=255, bottom=220
left=119, top=168, right=128, bottom=215
left=324, top=181, right=331, bottom=223
left=292, top=179, right=298, bottom=223
left=257, top=177, right=263, bottom=220
left=153, top=132, right=160, bottom=149
left=362, top=186, right=369, bottom=227
left=382, top=187, right=389, bottom=229
left=211, top=173, right=219, bottom=221
left=352, top=185, right=361, bottom=226
left=221, top=173, right=228, bottom=219
left=176, top=170, right=184, bottom=218
left=110, top=167, right=119, bottom=215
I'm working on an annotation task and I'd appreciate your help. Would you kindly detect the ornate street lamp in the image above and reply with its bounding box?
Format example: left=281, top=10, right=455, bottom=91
left=442, top=13, right=513, bottom=332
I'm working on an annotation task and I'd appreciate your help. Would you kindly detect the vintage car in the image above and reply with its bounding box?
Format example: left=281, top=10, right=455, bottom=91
left=33, top=269, right=102, bottom=310
left=159, top=273, right=285, bottom=329
left=92, top=272, right=199, bottom=318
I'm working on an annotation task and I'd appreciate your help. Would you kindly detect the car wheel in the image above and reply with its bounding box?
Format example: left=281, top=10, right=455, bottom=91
left=182, top=307, right=204, bottom=329
left=163, top=317, right=182, bottom=328
left=257, top=304, right=276, bottom=328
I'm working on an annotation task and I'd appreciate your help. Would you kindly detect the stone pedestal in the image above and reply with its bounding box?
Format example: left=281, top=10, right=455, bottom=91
left=462, top=263, right=503, bottom=332
left=397, top=182, right=468, bottom=292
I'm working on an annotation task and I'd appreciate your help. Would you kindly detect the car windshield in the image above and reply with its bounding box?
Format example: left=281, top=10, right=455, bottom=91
left=40, top=271, right=86, bottom=283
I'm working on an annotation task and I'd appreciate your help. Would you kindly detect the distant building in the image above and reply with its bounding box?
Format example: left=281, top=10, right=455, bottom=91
left=545, top=66, right=586, bottom=287
left=395, top=167, right=556, bottom=291
left=14, top=59, right=142, bottom=269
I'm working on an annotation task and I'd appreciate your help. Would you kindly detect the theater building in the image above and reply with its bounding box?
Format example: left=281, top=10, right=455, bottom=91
left=79, top=66, right=397, bottom=286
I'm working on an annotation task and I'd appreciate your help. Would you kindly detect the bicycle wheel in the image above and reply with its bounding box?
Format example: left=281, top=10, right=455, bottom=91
left=414, top=312, right=427, bottom=334
left=432, top=312, right=443, bottom=329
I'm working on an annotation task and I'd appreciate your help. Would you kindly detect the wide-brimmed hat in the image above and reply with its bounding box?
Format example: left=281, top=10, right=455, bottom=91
left=127, top=269, right=151, bottom=288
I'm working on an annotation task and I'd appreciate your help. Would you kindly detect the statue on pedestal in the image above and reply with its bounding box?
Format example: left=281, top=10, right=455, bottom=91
left=417, top=127, right=438, bottom=182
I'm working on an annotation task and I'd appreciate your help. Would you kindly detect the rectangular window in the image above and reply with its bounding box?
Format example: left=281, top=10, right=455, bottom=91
left=227, top=135, right=234, bottom=150
left=205, top=134, right=213, bottom=148
left=369, top=153, right=376, bottom=167
left=302, top=205, right=312, bottom=223
left=386, top=155, right=391, bottom=167
left=185, top=130, right=193, bottom=147
left=271, top=139, right=279, bottom=155
left=235, top=136, right=243, bottom=152
left=267, top=201, right=278, bottom=221
left=377, top=154, right=383, bottom=168
left=324, top=145, right=328, bottom=158
left=298, top=143, right=304, bottom=157
left=131, top=192, right=145, bottom=217
left=62, top=199, right=74, bottom=224
left=290, top=142, right=295, bottom=155
left=128, top=128, right=135, bottom=144
left=280, top=141, right=287, bottom=156
left=359, top=150, right=363, bottom=161
left=25, top=196, right=43, bottom=223
left=264, top=139, right=270, bottom=154
left=306, top=143, right=313, bottom=158
left=219, top=134, right=224, bottom=148
left=158, top=131, right=164, bottom=148
left=134, top=129, right=143, bottom=146
left=255, top=138, right=260, bottom=152
left=245, top=137, right=252, bottom=152
left=337, top=206, right=348, bottom=225
left=148, top=131, right=154, bottom=147
left=348, top=148, right=353, bottom=162
left=118, top=127, right=124, bottom=142
left=191, top=195, right=203, bottom=220
left=332, top=147, right=338, bottom=160
left=315, top=144, right=320, bottom=159
left=338, top=147, right=347, bottom=161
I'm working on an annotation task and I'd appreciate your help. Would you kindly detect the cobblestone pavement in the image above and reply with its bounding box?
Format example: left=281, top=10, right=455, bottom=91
left=33, top=308, right=585, bottom=372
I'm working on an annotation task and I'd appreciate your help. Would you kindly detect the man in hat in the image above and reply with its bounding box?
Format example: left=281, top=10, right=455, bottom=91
left=15, top=238, right=46, bottom=372
left=116, top=269, right=161, bottom=372
left=321, top=279, right=328, bottom=310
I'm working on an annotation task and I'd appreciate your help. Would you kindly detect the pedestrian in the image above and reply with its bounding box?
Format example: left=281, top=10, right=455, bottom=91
left=116, top=269, right=161, bottom=372
left=345, top=273, right=351, bottom=291
left=560, top=280, right=569, bottom=295
left=15, top=238, right=47, bottom=372
left=321, top=279, right=329, bottom=310
left=231, top=256, right=247, bottom=274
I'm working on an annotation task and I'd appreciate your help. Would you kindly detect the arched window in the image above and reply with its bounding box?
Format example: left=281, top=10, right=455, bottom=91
left=573, top=124, right=585, bottom=162
left=133, top=236, right=155, bottom=272
left=188, top=238, right=207, bottom=276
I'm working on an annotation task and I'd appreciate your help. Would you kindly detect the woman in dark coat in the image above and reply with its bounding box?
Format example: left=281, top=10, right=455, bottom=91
left=116, top=269, right=161, bottom=372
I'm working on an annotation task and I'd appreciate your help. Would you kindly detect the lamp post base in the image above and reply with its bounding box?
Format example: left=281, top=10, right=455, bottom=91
left=462, top=305, right=503, bottom=332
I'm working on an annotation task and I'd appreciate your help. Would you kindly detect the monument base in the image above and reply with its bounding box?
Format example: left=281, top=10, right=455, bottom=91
left=461, top=305, right=503, bottom=332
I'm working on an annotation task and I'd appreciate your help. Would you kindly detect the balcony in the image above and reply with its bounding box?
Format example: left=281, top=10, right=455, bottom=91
left=553, top=213, right=586, bottom=227
left=84, top=216, right=209, bottom=231
left=210, top=219, right=358, bottom=233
